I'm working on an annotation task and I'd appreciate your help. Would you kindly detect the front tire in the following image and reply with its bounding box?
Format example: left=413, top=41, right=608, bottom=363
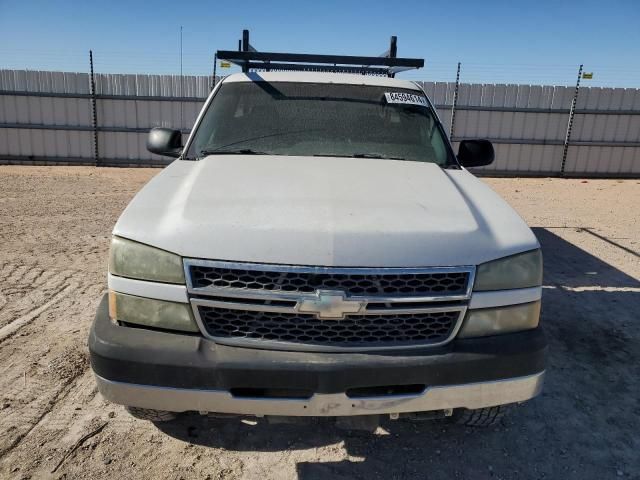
left=450, top=405, right=511, bottom=427
left=125, top=406, right=177, bottom=422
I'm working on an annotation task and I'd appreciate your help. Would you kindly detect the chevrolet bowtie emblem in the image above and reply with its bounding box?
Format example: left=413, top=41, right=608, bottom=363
left=297, top=290, right=365, bottom=319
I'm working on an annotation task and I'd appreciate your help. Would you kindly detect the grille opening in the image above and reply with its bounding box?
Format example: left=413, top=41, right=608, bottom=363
left=346, top=384, right=425, bottom=398
left=367, top=301, right=464, bottom=309
left=198, top=306, right=458, bottom=348
left=189, top=265, right=470, bottom=297
left=230, top=387, right=314, bottom=399
left=367, top=302, right=432, bottom=309
left=197, top=296, right=297, bottom=308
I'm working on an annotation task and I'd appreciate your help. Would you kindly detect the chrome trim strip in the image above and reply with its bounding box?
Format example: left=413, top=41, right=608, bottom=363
left=108, top=274, right=189, bottom=303
left=190, top=298, right=467, bottom=353
left=95, top=371, right=545, bottom=416
left=469, top=286, right=542, bottom=309
left=183, top=259, right=476, bottom=303
left=191, top=298, right=299, bottom=315
left=189, top=286, right=472, bottom=304
left=185, top=259, right=475, bottom=276
left=191, top=297, right=466, bottom=317
left=352, top=306, right=465, bottom=316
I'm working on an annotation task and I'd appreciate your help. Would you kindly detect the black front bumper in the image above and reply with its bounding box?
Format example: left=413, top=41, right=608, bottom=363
left=89, top=294, right=547, bottom=395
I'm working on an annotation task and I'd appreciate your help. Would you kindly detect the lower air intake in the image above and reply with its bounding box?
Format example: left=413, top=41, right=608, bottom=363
left=197, top=306, right=459, bottom=350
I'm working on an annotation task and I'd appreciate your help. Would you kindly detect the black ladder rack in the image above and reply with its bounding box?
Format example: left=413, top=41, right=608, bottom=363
left=216, top=30, right=424, bottom=77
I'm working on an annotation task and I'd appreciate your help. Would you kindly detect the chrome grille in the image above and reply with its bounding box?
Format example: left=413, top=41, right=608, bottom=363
left=185, top=260, right=474, bottom=352
left=197, top=305, right=459, bottom=349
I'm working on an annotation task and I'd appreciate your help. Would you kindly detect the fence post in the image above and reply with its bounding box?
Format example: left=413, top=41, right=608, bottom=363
left=212, top=53, right=217, bottom=91
left=179, top=26, right=184, bottom=131
left=449, top=62, right=461, bottom=139
left=560, top=64, right=583, bottom=176
left=89, top=50, right=99, bottom=166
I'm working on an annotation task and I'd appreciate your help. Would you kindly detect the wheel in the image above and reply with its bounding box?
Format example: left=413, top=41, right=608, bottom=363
left=450, top=405, right=512, bottom=427
left=125, top=406, right=177, bottom=422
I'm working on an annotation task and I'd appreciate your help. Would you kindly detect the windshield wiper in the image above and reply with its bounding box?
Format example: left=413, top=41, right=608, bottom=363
left=352, top=153, right=406, bottom=160
left=313, top=153, right=406, bottom=160
left=198, top=148, right=271, bottom=158
left=198, top=129, right=323, bottom=158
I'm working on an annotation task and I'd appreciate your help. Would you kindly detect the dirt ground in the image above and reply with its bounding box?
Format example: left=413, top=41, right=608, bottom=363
left=0, top=166, right=638, bottom=480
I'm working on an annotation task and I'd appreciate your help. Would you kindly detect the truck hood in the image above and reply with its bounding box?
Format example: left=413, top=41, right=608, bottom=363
left=114, top=156, right=539, bottom=267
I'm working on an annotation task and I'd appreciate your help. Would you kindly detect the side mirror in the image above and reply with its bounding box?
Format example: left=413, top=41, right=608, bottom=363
left=146, top=127, right=183, bottom=157
left=457, top=139, right=494, bottom=167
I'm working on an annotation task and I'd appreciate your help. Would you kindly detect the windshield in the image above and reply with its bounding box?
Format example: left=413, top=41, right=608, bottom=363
left=186, top=81, right=454, bottom=165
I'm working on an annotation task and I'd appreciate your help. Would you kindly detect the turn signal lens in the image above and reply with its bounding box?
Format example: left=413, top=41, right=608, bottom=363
left=109, top=291, right=198, bottom=333
left=458, top=301, right=541, bottom=338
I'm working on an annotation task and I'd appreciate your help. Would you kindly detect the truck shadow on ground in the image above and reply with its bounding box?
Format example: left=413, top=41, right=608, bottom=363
left=155, top=227, right=640, bottom=480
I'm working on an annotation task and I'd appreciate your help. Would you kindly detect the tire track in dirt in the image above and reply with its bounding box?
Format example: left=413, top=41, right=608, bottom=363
left=0, top=373, right=107, bottom=477
left=0, top=289, right=98, bottom=460
left=0, top=262, right=84, bottom=323
left=0, top=263, right=102, bottom=461
left=0, top=265, right=79, bottom=329
left=0, top=281, right=79, bottom=343
left=0, top=167, right=148, bottom=473
left=0, top=361, right=91, bottom=460
left=0, top=347, right=111, bottom=475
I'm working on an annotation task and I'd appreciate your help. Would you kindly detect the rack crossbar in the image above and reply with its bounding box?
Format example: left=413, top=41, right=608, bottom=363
left=216, top=50, right=424, bottom=69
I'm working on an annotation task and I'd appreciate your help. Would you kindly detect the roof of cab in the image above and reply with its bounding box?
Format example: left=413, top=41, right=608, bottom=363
left=221, top=72, right=422, bottom=90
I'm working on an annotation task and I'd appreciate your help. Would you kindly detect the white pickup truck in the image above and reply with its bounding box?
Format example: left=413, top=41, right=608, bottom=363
left=89, top=55, right=546, bottom=428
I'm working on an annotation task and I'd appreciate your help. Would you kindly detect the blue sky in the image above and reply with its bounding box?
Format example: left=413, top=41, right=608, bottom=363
left=1, top=0, right=639, bottom=86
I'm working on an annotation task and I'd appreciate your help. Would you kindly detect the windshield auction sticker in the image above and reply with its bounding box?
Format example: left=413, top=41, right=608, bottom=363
left=384, top=92, right=428, bottom=107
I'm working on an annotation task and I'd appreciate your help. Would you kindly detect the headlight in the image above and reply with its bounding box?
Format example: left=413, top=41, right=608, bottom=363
left=474, top=249, right=542, bottom=291
left=109, top=291, right=199, bottom=332
left=458, top=301, right=540, bottom=338
left=109, top=236, right=184, bottom=284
